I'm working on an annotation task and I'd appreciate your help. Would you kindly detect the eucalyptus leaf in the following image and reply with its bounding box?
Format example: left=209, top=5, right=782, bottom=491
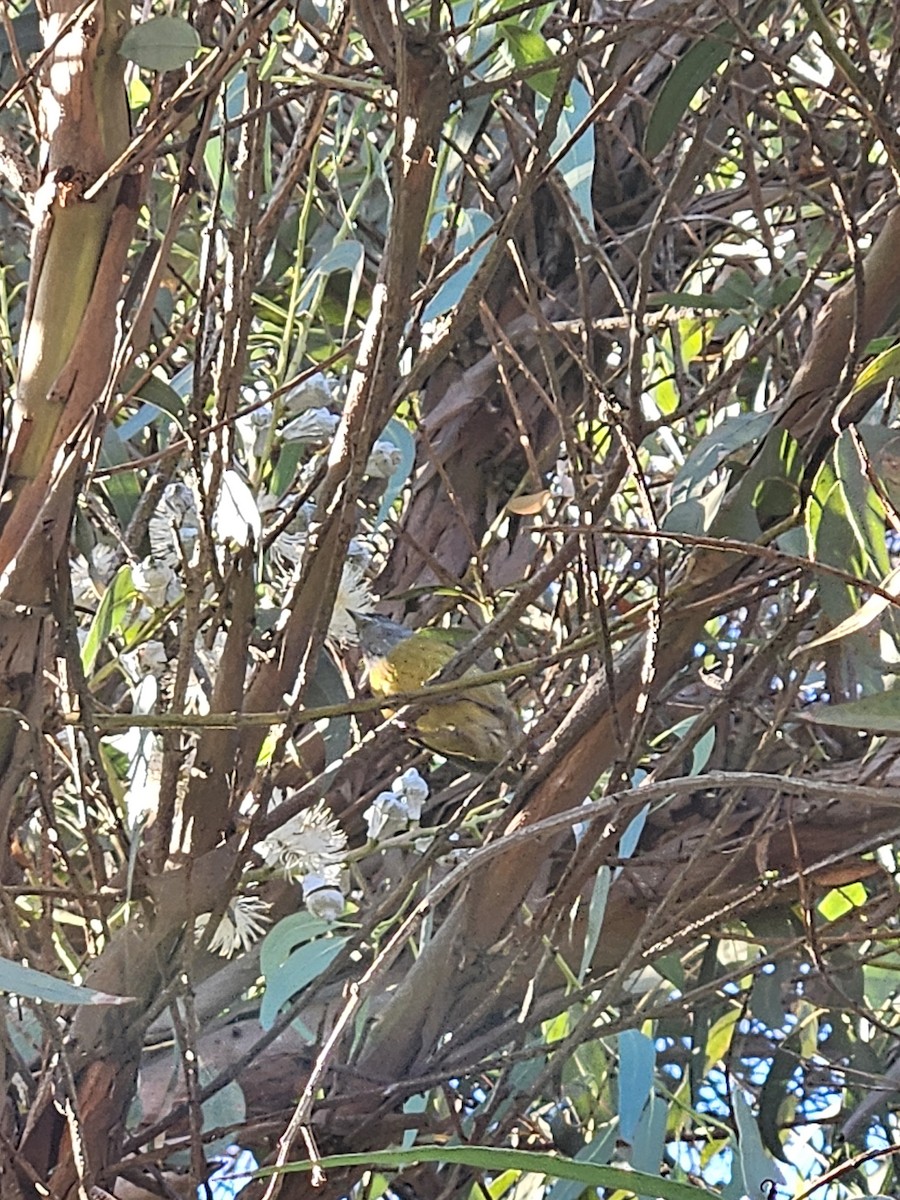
left=271, top=1144, right=722, bottom=1200
left=81, top=565, right=137, bottom=675
left=0, top=957, right=132, bottom=1006
left=644, top=24, right=735, bottom=157
left=259, top=913, right=349, bottom=1030
left=618, top=1029, right=655, bottom=1143
left=801, top=689, right=900, bottom=734
left=119, top=15, right=200, bottom=72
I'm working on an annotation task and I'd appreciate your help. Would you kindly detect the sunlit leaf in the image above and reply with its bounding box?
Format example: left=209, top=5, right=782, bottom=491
left=272, top=1145, right=722, bottom=1200
left=851, top=340, right=900, bottom=396
left=500, top=23, right=559, bottom=98
left=213, top=468, right=262, bottom=548
left=644, top=24, right=735, bottom=157
left=790, top=562, right=900, bottom=658
left=81, top=565, right=137, bottom=675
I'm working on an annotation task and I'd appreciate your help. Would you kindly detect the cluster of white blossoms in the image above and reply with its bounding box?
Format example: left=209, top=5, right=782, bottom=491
left=199, top=798, right=351, bottom=957
left=79, top=369, right=412, bottom=961
left=201, top=768, right=433, bottom=956
left=255, top=798, right=349, bottom=924
left=364, top=768, right=430, bottom=841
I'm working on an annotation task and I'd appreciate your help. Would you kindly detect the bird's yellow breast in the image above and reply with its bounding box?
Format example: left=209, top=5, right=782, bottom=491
left=367, top=636, right=456, bottom=698
left=365, top=633, right=521, bottom=763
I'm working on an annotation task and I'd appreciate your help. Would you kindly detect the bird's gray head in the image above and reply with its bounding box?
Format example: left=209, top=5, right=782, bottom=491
left=351, top=612, right=412, bottom=658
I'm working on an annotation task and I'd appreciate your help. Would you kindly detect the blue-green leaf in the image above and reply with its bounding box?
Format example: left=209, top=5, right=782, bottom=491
left=0, top=957, right=132, bottom=1006
left=618, top=1029, right=655, bottom=1143
left=259, top=913, right=348, bottom=1030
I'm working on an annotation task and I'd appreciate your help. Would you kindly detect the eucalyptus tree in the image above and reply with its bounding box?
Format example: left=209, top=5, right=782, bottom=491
left=1, top=1, right=900, bottom=1199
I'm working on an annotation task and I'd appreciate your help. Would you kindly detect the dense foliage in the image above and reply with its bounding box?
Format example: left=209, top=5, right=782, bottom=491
left=2, top=0, right=900, bottom=1198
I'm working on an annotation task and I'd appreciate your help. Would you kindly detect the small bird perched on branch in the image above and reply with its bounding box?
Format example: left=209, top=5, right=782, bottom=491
left=353, top=612, right=521, bottom=765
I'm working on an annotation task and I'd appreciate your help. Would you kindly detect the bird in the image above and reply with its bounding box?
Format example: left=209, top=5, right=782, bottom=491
left=352, top=612, right=522, bottom=765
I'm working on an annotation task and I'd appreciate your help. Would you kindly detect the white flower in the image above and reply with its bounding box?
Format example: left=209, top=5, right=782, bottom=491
left=282, top=371, right=335, bottom=415
left=71, top=544, right=119, bottom=607
left=364, top=792, right=409, bottom=841
left=197, top=895, right=272, bottom=958
left=365, top=440, right=402, bottom=480
left=132, top=558, right=181, bottom=608
left=192, top=629, right=227, bottom=682
left=269, top=528, right=306, bottom=574
left=282, top=407, right=340, bottom=444
left=256, top=799, right=348, bottom=881
left=328, top=562, right=375, bottom=644
left=301, top=875, right=345, bottom=922
left=149, top=481, right=201, bottom=566
left=346, top=538, right=373, bottom=569
left=364, top=769, right=429, bottom=841
left=70, top=554, right=94, bottom=607
left=136, top=639, right=168, bottom=676
left=237, top=402, right=274, bottom=460
left=393, top=768, right=428, bottom=817
left=91, top=543, right=118, bottom=586
left=551, top=457, right=576, bottom=500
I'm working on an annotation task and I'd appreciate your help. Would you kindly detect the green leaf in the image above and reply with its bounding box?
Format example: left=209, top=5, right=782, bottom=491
left=119, top=15, right=201, bottom=72
left=266, top=1144, right=723, bottom=1200
left=305, top=649, right=352, bottom=770
left=749, top=961, right=789, bottom=1032
left=729, top=1089, right=783, bottom=1200
left=577, top=865, right=610, bottom=984
left=259, top=914, right=349, bottom=1031
left=665, top=411, right=773, bottom=535
left=81, top=565, right=137, bottom=675
left=708, top=428, right=801, bottom=543
left=631, top=1091, right=668, bottom=1181
left=0, top=7, right=41, bottom=69
left=790, top=562, right=900, bottom=658
left=851, top=340, right=900, bottom=396
left=500, top=23, right=559, bottom=98
left=757, top=1043, right=794, bottom=1162
left=199, top=1073, right=246, bottom=1135
left=802, top=688, right=900, bottom=733
left=0, top=956, right=132, bottom=1006
left=374, top=417, right=416, bottom=528
left=545, top=1128, right=617, bottom=1200
left=536, top=80, right=595, bottom=226
left=422, top=210, right=494, bottom=323
left=118, top=375, right=187, bottom=441
left=864, top=958, right=900, bottom=1009
left=644, top=24, right=735, bottom=157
